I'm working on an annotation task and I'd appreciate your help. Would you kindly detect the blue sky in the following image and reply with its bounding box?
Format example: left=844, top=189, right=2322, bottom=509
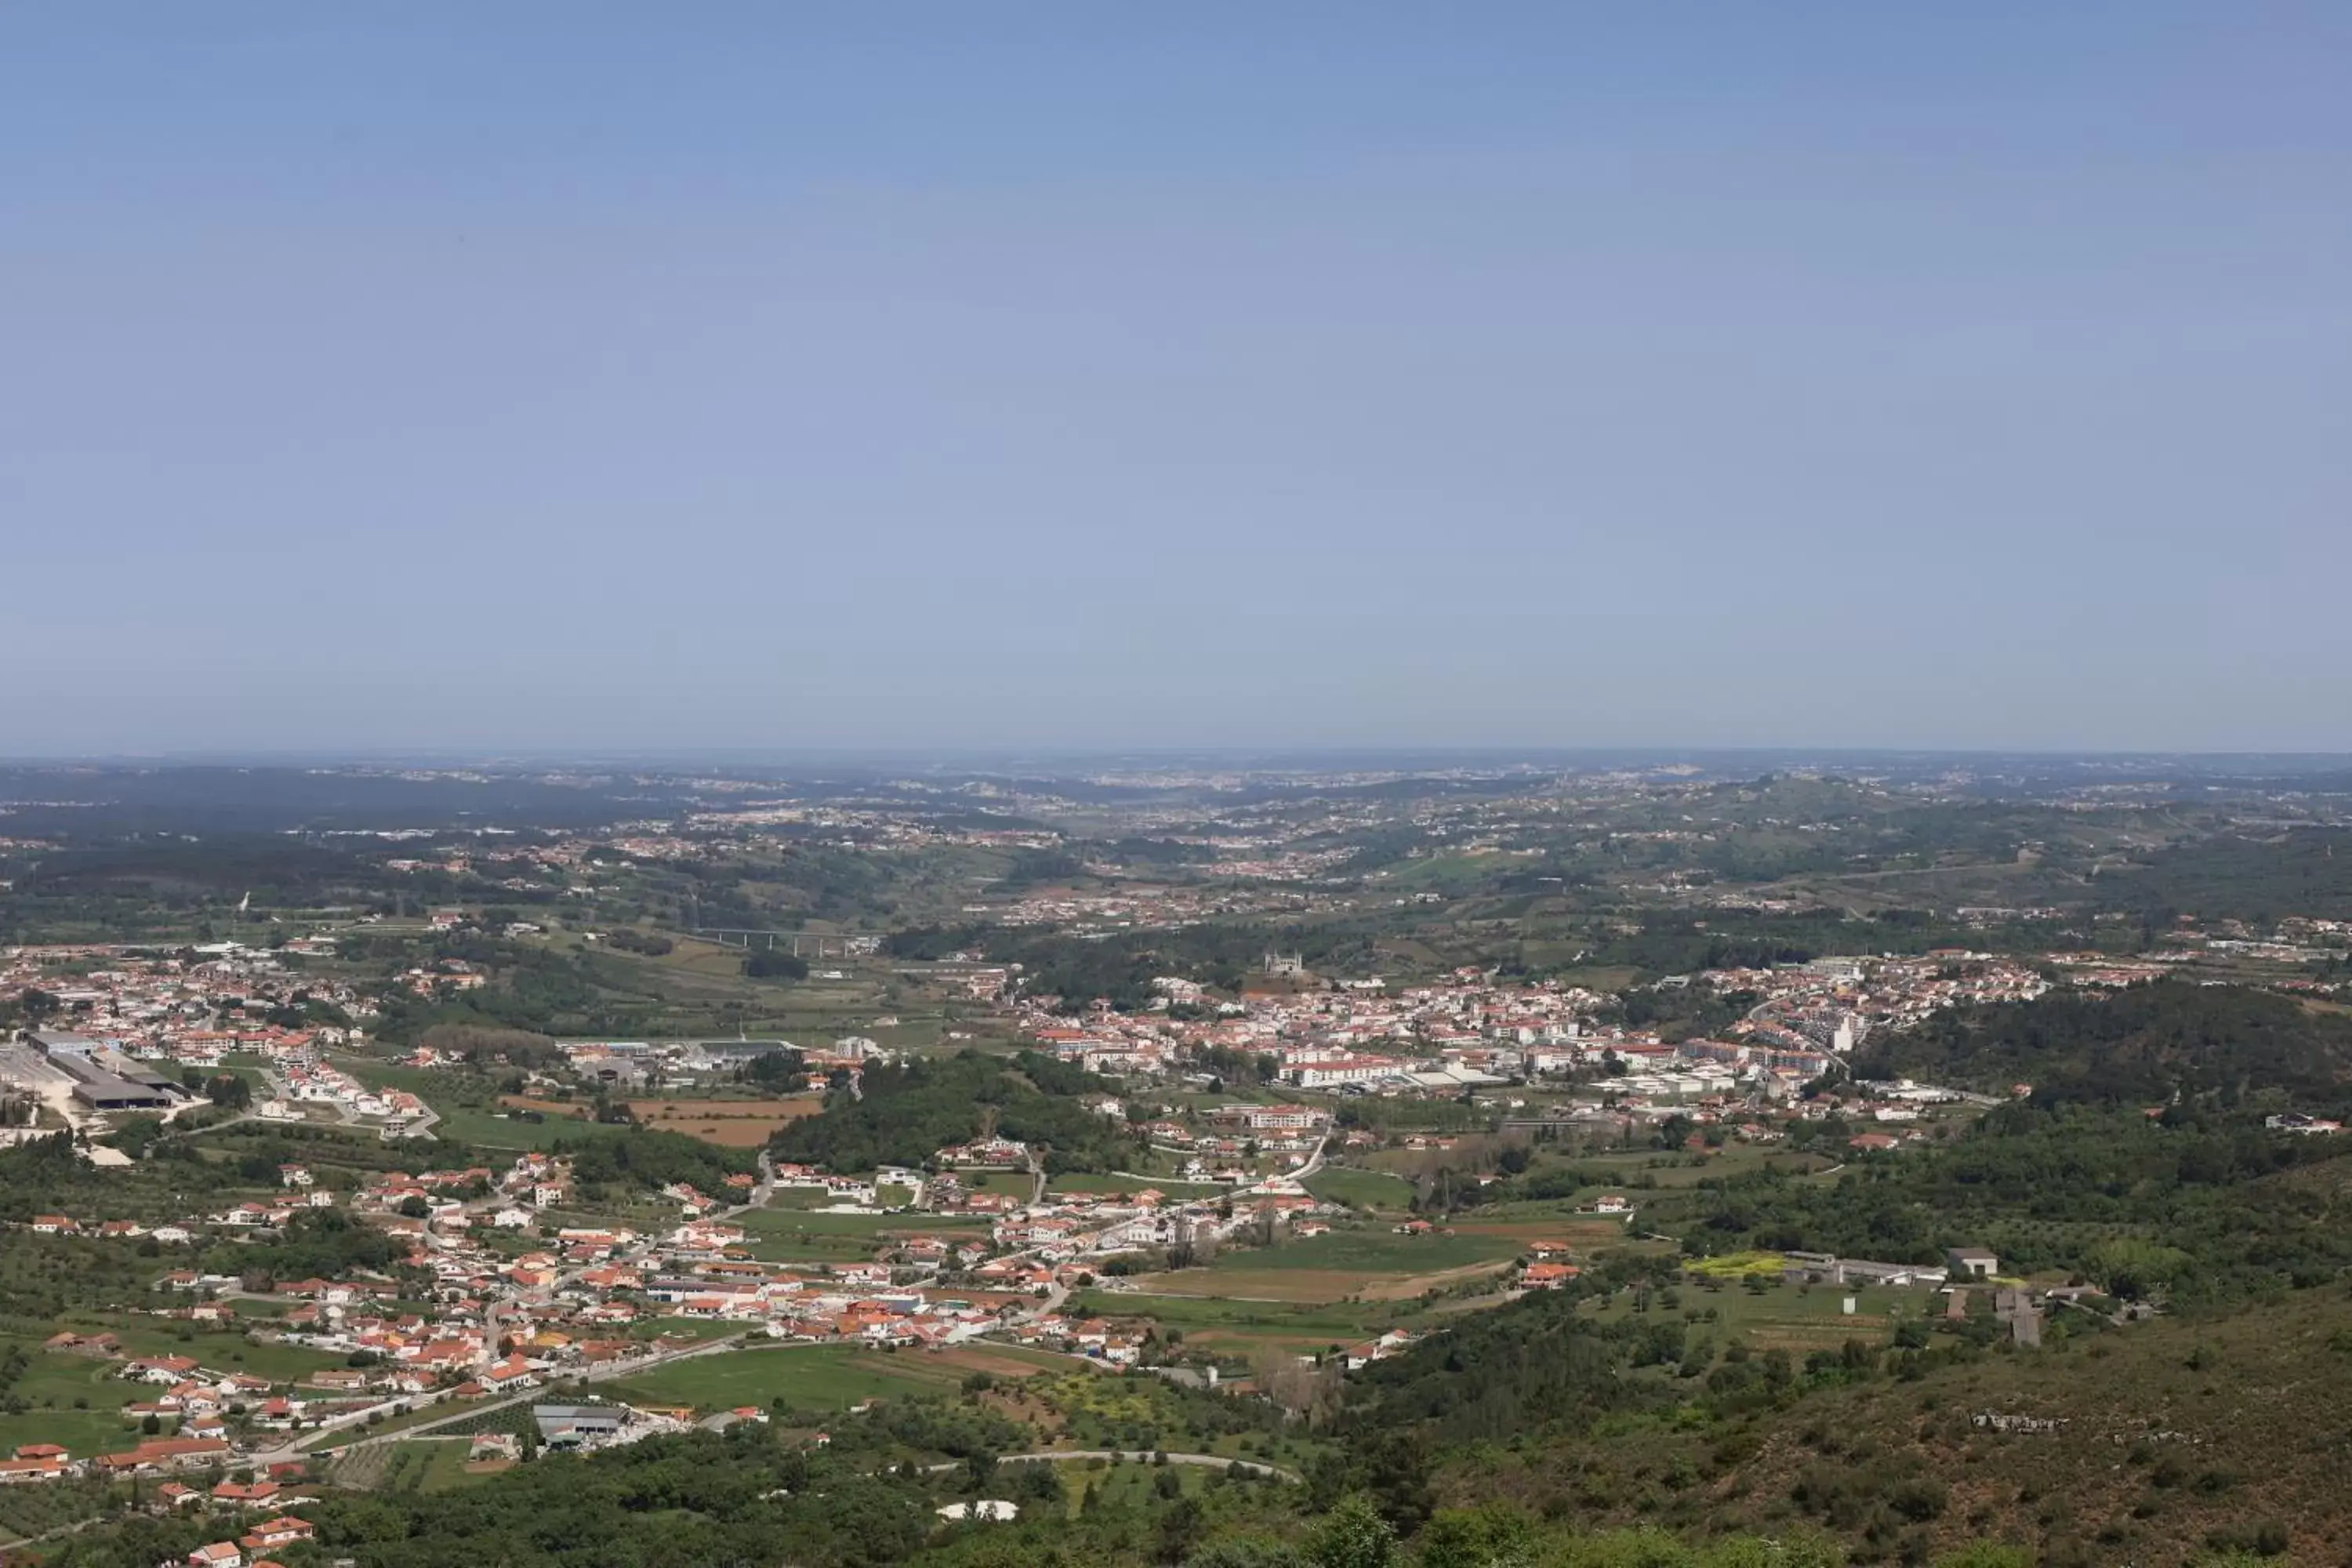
left=5, top=5, right=2348, bottom=755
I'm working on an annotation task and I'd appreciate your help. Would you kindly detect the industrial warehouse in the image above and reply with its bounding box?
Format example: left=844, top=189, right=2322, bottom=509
left=27, top=1031, right=183, bottom=1112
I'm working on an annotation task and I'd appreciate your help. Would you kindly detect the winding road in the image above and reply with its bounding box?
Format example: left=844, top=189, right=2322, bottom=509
left=260, top=1328, right=756, bottom=1464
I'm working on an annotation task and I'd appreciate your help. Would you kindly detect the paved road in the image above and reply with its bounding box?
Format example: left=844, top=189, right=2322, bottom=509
left=263, top=1328, right=753, bottom=1462
left=1272, top=1134, right=1330, bottom=1188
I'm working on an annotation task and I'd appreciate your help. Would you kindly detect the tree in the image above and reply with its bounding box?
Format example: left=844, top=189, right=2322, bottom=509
left=1313, top=1494, right=1396, bottom=1568
left=1156, top=1494, right=1205, bottom=1562
left=740, top=1048, right=805, bottom=1091
left=1415, top=1506, right=1536, bottom=1568
left=1357, top=1428, right=1436, bottom=1534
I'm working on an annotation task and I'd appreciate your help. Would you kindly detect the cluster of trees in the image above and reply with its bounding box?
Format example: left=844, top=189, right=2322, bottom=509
left=1343, top=1258, right=1686, bottom=1445
left=1098, top=837, right=1221, bottom=868
left=735, top=1045, right=807, bottom=1090
left=557, top=1126, right=755, bottom=1196
left=205, top=1208, right=410, bottom=1288
left=416, top=1022, right=571, bottom=1069
left=0, top=1230, right=191, bottom=1321
left=884, top=922, right=1376, bottom=1011
left=742, top=948, right=810, bottom=981
left=177, top=1068, right=252, bottom=1110
left=996, top=847, right=1087, bottom=891
left=0, top=1132, right=111, bottom=1225
left=768, top=1050, right=1142, bottom=1174
left=601, top=927, right=675, bottom=956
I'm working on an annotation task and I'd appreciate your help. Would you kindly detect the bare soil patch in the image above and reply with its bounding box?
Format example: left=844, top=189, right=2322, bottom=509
left=1357, top=1260, right=1514, bottom=1301
left=926, top=1346, right=1053, bottom=1380
left=627, top=1096, right=822, bottom=1147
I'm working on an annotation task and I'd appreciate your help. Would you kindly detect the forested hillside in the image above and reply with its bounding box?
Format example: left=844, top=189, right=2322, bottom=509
left=1854, top=981, right=2352, bottom=1109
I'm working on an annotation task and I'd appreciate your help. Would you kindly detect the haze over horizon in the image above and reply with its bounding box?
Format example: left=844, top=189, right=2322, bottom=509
left=7, top=5, right=2349, bottom=755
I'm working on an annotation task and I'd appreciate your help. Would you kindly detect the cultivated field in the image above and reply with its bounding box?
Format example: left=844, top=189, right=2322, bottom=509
left=627, top=1096, right=821, bottom=1146
left=1447, top=1218, right=1631, bottom=1247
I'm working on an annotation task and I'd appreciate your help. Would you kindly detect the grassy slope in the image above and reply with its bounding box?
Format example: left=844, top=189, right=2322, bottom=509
left=1203, top=1228, right=1523, bottom=1274
left=1301, top=1167, right=1416, bottom=1210
left=604, top=1344, right=964, bottom=1413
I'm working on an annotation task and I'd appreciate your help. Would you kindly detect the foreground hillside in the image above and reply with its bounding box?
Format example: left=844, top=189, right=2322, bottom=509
left=1436, top=1287, right=2352, bottom=1565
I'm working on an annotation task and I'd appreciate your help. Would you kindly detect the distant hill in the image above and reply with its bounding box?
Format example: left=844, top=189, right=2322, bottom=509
left=2095, top=826, right=2352, bottom=923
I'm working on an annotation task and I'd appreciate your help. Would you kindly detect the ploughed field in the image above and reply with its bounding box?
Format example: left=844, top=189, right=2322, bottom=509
left=627, top=1096, right=823, bottom=1145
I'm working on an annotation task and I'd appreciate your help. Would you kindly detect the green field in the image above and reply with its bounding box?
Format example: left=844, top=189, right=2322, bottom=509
left=73, top=1324, right=347, bottom=1384
left=434, top=1105, right=641, bottom=1151
left=0, top=1407, right=138, bottom=1460
left=0, top=1338, right=285, bottom=1458
left=1209, top=1227, right=1520, bottom=1275
left=605, top=1345, right=963, bottom=1413
left=1301, top=1167, right=1415, bottom=1211
left=0, top=1348, right=141, bottom=1410
left=733, top=1207, right=982, bottom=1265
left=15, top=1323, right=347, bottom=1388
left=625, top=1316, right=747, bottom=1344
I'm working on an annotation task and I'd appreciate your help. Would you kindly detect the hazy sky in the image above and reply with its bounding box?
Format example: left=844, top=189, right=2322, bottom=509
left=5, top=5, right=2349, bottom=756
